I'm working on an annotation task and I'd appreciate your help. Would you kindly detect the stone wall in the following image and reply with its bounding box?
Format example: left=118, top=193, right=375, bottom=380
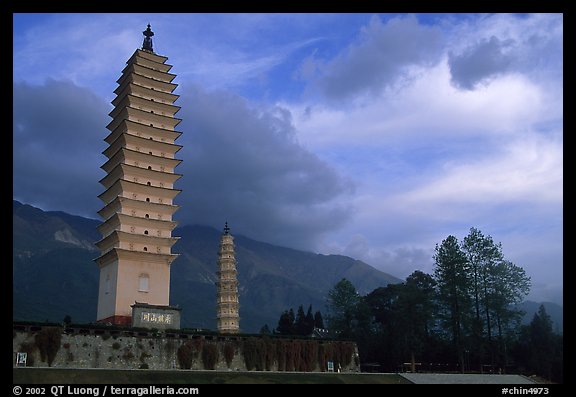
left=12, top=324, right=360, bottom=372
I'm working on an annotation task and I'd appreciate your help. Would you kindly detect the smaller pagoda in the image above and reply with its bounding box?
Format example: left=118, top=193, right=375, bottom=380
left=216, top=222, right=240, bottom=333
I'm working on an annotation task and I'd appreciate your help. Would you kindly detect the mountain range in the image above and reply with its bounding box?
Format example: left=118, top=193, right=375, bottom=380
left=13, top=200, right=402, bottom=332
left=12, top=200, right=563, bottom=333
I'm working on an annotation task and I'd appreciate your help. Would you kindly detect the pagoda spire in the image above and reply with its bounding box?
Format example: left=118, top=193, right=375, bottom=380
left=142, top=24, right=154, bottom=52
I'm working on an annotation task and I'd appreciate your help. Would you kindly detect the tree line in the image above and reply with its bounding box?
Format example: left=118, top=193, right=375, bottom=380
left=323, top=227, right=562, bottom=382
left=260, top=304, right=325, bottom=336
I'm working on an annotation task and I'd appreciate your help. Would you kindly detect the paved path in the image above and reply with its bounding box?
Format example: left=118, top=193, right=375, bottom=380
left=399, top=373, right=535, bottom=384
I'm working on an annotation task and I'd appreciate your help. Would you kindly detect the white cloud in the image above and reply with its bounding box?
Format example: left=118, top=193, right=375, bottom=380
left=305, top=14, right=444, bottom=101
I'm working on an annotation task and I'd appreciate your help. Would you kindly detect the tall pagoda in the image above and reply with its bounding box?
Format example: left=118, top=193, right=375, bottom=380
left=216, top=222, right=240, bottom=333
left=95, top=24, right=182, bottom=325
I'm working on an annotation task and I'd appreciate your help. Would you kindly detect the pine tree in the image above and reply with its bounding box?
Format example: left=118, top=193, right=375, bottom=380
left=294, top=305, right=307, bottom=335
left=304, top=305, right=315, bottom=335
left=326, top=278, right=361, bottom=338
left=433, top=235, right=471, bottom=372
left=314, top=311, right=324, bottom=329
left=276, top=310, right=294, bottom=335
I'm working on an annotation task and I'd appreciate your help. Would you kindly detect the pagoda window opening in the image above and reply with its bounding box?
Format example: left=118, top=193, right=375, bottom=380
left=147, top=181, right=151, bottom=186
left=145, top=214, right=150, bottom=219
left=144, top=230, right=149, bottom=235
left=139, top=274, right=149, bottom=292
left=148, top=166, right=152, bottom=170
left=105, top=274, right=110, bottom=295
left=146, top=197, right=150, bottom=202
left=143, top=247, right=148, bottom=252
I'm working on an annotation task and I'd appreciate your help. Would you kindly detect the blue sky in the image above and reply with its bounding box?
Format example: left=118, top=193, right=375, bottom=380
left=13, top=13, right=563, bottom=305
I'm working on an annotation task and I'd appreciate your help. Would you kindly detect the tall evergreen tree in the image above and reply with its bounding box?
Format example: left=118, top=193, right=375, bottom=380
left=304, top=305, right=315, bottom=335
left=276, top=310, right=294, bottom=335
left=314, top=310, right=324, bottom=329
left=433, top=235, right=471, bottom=372
left=400, top=270, right=438, bottom=371
left=461, top=228, right=504, bottom=367
left=461, top=228, right=531, bottom=370
left=294, top=305, right=307, bottom=336
left=326, top=278, right=361, bottom=338
left=529, top=305, right=556, bottom=381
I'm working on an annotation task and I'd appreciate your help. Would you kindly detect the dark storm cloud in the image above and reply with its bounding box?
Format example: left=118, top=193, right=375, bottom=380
left=13, top=80, right=354, bottom=250
left=13, top=80, right=109, bottom=218
left=175, top=85, right=354, bottom=249
left=314, top=15, right=443, bottom=101
left=448, top=36, right=514, bottom=90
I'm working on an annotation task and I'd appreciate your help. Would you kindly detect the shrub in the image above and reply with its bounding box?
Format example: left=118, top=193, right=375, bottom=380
left=201, top=343, right=219, bottom=370
left=302, top=340, right=318, bottom=372
left=292, top=340, right=303, bottom=371
left=263, top=337, right=276, bottom=371
left=34, top=327, right=62, bottom=367
left=318, top=342, right=333, bottom=372
left=177, top=339, right=203, bottom=369
left=223, top=342, right=236, bottom=368
left=276, top=340, right=288, bottom=371
left=338, top=342, right=354, bottom=368
left=285, top=340, right=298, bottom=372
left=242, top=338, right=266, bottom=371
left=112, top=342, right=121, bottom=350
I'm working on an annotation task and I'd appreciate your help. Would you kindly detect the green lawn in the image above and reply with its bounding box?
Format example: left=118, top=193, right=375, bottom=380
left=13, top=368, right=409, bottom=384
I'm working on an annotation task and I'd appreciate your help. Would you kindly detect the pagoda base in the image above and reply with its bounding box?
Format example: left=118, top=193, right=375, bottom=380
left=131, top=302, right=181, bottom=330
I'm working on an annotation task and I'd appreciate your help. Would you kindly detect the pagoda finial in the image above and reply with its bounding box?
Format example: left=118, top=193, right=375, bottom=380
left=142, top=23, right=154, bottom=52
left=224, top=222, right=230, bottom=235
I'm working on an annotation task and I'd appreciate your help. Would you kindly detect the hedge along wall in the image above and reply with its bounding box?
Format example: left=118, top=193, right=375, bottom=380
left=12, top=326, right=360, bottom=372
